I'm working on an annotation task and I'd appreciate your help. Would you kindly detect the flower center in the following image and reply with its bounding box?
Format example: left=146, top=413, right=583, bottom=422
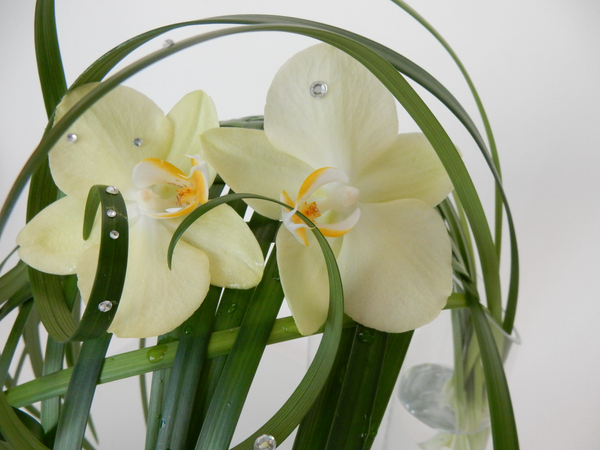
left=280, top=167, right=361, bottom=246
left=132, top=155, right=209, bottom=218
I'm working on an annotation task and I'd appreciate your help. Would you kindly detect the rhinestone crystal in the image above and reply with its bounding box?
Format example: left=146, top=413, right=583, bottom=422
left=106, top=209, right=117, bottom=218
left=309, top=81, right=328, bottom=99
left=132, top=138, right=143, bottom=147
left=109, top=230, right=120, bottom=239
left=98, top=300, right=113, bottom=312
left=66, top=133, right=78, bottom=143
left=162, top=39, right=175, bottom=48
left=254, top=435, right=276, bottom=450
left=105, top=186, right=119, bottom=195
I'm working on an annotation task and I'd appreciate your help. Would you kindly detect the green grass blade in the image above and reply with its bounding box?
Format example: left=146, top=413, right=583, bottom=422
left=53, top=333, right=112, bottom=450
left=40, top=336, right=64, bottom=444
left=0, top=390, right=49, bottom=450
left=34, top=0, right=66, bottom=115
left=0, top=262, right=29, bottom=308
left=155, top=286, right=221, bottom=450
left=389, top=0, right=504, bottom=246
left=468, top=299, right=519, bottom=450
left=325, top=327, right=388, bottom=449
left=185, top=214, right=279, bottom=447
left=194, top=252, right=284, bottom=449
left=0, top=300, right=34, bottom=388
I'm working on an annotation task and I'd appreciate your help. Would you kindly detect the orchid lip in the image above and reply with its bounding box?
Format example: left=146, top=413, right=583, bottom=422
left=281, top=167, right=361, bottom=246
left=131, top=155, right=209, bottom=218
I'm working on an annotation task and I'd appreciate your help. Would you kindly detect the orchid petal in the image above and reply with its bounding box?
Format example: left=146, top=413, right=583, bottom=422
left=337, top=199, right=452, bottom=333
left=162, top=204, right=264, bottom=289
left=354, top=133, right=453, bottom=206
left=264, top=43, right=398, bottom=176
left=165, top=90, right=219, bottom=184
left=76, top=215, right=210, bottom=338
left=50, top=84, right=173, bottom=200
left=16, top=197, right=99, bottom=275
left=276, top=229, right=342, bottom=335
left=200, top=128, right=314, bottom=219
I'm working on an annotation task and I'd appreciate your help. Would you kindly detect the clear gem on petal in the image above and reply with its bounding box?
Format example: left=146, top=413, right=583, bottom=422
left=162, top=39, right=175, bottom=48
left=254, top=434, right=277, bottom=450
left=98, top=300, right=113, bottom=312
left=106, top=209, right=117, bottom=218
left=309, top=81, right=328, bottom=99
left=66, top=133, right=78, bottom=143
left=106, top=186, right=119, bottom=195
left=133, top=138, right=144, bottom=147
left=109, top=230, right=120, bottom=239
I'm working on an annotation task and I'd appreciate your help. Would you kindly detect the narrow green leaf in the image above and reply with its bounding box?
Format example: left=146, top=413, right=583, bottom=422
left=40, top=335, right=64, bottom=445
left=467, top=299, right=519, bottom=450
left=324, top=327, right=388, bottom=450
left=0, top=391, right=48, bottom=450
left=53, top=333, right=112, bottom=450
left=293, top=327, right=357, bottom=450
left=363, top=331, right=413, bottom=449
left=185, top=214, right=279, bottom=447
left=0, top=300, right=34, bottom=388
left=23, top=306, right=44, bottom=379
left=34, top=0, right=67, bottom=115
left=155, top=286, right=221, bottom=450
left=195, top=252, right=283, bottom=449
left=138, top=338, right=149, bottom=424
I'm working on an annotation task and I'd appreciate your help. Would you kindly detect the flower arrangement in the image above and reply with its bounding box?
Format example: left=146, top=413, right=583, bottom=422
left=0, top=1, right=519, bottom=450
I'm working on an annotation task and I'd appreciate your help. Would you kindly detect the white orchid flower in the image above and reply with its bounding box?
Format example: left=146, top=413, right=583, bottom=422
left=200, top=44, right=453, bottom=335
left=17, top=84, right=264, bottom=338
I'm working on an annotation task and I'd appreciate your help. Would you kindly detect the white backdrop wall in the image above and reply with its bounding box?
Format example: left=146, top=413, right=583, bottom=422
left=1, top=1, right=599, bottom=449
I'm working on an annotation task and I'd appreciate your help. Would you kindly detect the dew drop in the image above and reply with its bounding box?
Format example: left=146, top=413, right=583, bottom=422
left=66, top=133, right=78, bottom=143
left=309, top=81, right=328, bottom=99
left=184, top=326, right=193, bottom=335
left=109, top=230, right=120, bottom=239
left=147, top=344, right=168, bottom=363
left=227, top=303, right=238, bottom=314
left=98, top=300, right=113, bottom=312
left=132, top=138, right=143, bottom=147
left=254, top=434, right=277, bottom=450
left=162, top=39, right=175, bottom=48
left=106, top=209, right=117, bottom=218
left=106, top=186, right=119, bottom=195
left=358, top=330, right=375, bottom=344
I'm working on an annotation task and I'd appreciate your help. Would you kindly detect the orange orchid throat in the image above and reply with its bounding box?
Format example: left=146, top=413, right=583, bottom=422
left=132, top=155, right=209, bottom=218
left=280, top=167, right=361, bottom=246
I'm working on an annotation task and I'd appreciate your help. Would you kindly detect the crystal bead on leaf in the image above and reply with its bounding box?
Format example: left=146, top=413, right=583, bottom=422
left=106, top=209, right=117, bottom=218
left=309, top=81, right=328, bottom=99
left=162, top=39, right=175, bottom=48
left=254, top=435, right=276, bottom=450
left=133, top=138, right=143, bottom=147
left=109, top=230, right=119, bottom=239
left=106, top=186, right=119, bottom=195
left=66, top=133, right=78, bottom=143
left=98, top=300, right=113, bottom=312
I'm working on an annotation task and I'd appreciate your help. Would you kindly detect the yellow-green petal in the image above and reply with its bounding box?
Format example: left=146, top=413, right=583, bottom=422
left=166, top=90, right=219, bottom=183
left=16, top=197, right=99, bottom=275
left=354, top=133, right=453, bottom=206
left=276, top=229, right=342, bottom=335
left=200, top=127, right=314, bottom=219
left=337, top=199, right=452, bottom=333
left=264, top=43, right=398, bottom=177
left=163, top=204, right=264, bottom=289
left=50, top=84, right=173, bottom=200
left=76, top=215, right=210, bottom=338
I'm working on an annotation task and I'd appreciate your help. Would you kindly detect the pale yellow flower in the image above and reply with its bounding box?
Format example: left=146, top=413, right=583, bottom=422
left=200, top=44, right=453, bottom=335
left=17, top=84, right=264, bottom=338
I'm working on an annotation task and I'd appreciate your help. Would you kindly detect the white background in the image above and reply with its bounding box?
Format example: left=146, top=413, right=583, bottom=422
left=1, top=0, right=599, bottom=449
